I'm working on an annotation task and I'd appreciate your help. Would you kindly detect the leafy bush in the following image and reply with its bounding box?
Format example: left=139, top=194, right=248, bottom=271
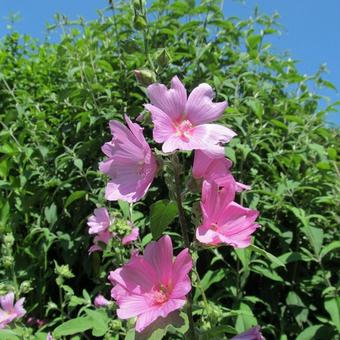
left=0, top=0, right=339, bottom=339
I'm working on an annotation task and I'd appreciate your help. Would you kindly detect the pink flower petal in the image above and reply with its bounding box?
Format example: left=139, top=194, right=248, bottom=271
left=144, top=104, right=176, bottom=143
left=147, top=76, right=187, bottom=121
left=122, top=227, right=139, bottom=245
left=186, top=83, right=227, bottom=125
left=144, top=235, right=173, bottom=284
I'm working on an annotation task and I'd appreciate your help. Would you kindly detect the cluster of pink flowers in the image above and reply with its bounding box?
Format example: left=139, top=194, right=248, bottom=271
left=93, top=76, right=260, bottom=333
left=87, top=207, right=139, bottom=253
left=0, top=292, right=26, bottom=329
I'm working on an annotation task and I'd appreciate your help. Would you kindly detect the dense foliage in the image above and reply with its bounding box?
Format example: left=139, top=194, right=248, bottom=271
left=0, top=0, right=339, bottom=339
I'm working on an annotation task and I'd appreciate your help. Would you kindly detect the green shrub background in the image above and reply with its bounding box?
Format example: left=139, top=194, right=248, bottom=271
left=0, top=0, right=339, bottom=339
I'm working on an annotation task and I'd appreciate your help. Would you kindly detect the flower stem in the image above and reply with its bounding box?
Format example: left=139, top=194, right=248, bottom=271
left=171, top=153, right=196, bottom=339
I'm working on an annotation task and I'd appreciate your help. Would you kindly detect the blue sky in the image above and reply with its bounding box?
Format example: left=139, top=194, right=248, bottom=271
left=0, top=0, right=339, bottom=124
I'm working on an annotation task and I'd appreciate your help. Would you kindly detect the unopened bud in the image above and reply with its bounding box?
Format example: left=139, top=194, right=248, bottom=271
left=133, top=15, right=147, bottom=30
left=134, top=69, right=156, bottom=86
left=132, top=0, right=146, bottom=11
left=2, top=255, right=14, bottom=268
left=20, top=280, right=32, bottom=294
left=54, top=262, right=75, bottom=279
left=155, top=48, right=171, bottom=67
left=3, top=233, right=15, bottom=248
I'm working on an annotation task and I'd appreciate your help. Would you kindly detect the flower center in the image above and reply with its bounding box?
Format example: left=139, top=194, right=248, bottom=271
left=153, top=283, right=171, bottom=305
left=175, top=119, right=193, bottom=140
left=210, top=223, right=219, bottom=231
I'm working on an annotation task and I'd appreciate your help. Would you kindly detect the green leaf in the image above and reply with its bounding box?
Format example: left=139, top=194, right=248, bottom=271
left=296, top=325, right=323, bottom=340
left=86, top=309, right=110, bottom=337
left=149, top=200, right=178, bottom=239
left=118, top=200, right=130, bottom=218
left=286, top=291, right=308, bottom=326
left=324, top=296, right=340, bottom=332
left=251, top=265, right=285, bottom=282
left=53, top=317, right=92, bottom=337
left=235, top=302, right=257, bottom=333
left=44, top=203, right=57, bottom=226
left=194, top=269, right=224, bottom=301
left=249, top=245, right=285, bottom=268
left=320, top=241, right=340, bottom=258
left=301, top=226, right=324, bottom=256
left=65, top=190, right=87, bottom=208
left=0, top=329, right=19, bottom=340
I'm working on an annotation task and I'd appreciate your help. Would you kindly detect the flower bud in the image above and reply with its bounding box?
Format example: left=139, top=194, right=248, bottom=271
left=94, top=294, right=110, bottom=308
left=20, top=280, right=32, bottom=294
left=133, top=15, right=147, bottom=30
left=2, top=255, right=14, bottom=268
left=3, top=233, right=15, bottom=248
left=132, top=0, right=146, bottom=11
left=54, top=262, right=75, bottom=279
left=155, top=48, right=171, bottom=68
left=134, top=69, right=156, bottom=86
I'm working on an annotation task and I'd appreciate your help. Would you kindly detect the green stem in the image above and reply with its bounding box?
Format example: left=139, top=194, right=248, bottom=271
left=59, top=286, right=65, bottom=322
left=192, top=267, right=214, bottom=328
left=171, top=153, right=196, bottom=339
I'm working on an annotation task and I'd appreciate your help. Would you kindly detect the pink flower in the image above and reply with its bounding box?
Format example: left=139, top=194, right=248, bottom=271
left=108, top=235, right=192, bottom=332
left=94, top=294, right=110, bottom=307
left=99, top=115, right=157, bottom=203
left=196, top=180, right=260, bottom=248
left=145, top=76, right=236, bottom=154
left=193, top=150, right=251, bottom=191
left=0, top=292, right=26, bottom=329
left=46, top=332, right=53, bottom=340
left=231, top=326, right=264, bottom=340
left=87, top=208, right=113, bottom=253
left=122, top=226, right=139, bottom=245
left=87, top=208, right=112, bottom=235
left=88, top=230, right=112, bottom=254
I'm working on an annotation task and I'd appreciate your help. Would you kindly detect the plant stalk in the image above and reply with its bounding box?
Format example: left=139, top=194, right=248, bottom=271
left=171, top=153, right=196, bottom=339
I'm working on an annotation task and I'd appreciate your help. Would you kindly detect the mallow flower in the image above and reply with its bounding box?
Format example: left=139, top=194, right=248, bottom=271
left=94, top=294, right=110, bottom=308
left=0, top=292, right=26, bottom=329
left=108, top=235, right=192, bottom=332
left=196, top=179, right=260, bottom=248
left=99, top=114, right=157, bottom=202
left=231, top=326, right=265, bottom=340
left=192, top=150, right=250, bottom=191
left=145, top=76, right=236, bottom=154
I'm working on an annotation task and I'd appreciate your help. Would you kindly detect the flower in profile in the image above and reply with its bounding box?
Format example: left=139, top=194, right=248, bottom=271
left=231, top=326, right=265, bottom=340
left=88, top=208, right=112, bottom=235
left=108, top=235, right=192, bottom=332
left=0, top=292, right=26, bottom=329
left=121, top=225, right=139, bottom=245
left=192, top=150, right=250, bottom=192
left=145, top=76, right=236, bottom=154
left=94, top=294, right=110, bottom=308
left=99, top=114, right=157, bottom=202
left=196, top=180, right=260, bottom=248
left=87, top=207, right=113, bottom=253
